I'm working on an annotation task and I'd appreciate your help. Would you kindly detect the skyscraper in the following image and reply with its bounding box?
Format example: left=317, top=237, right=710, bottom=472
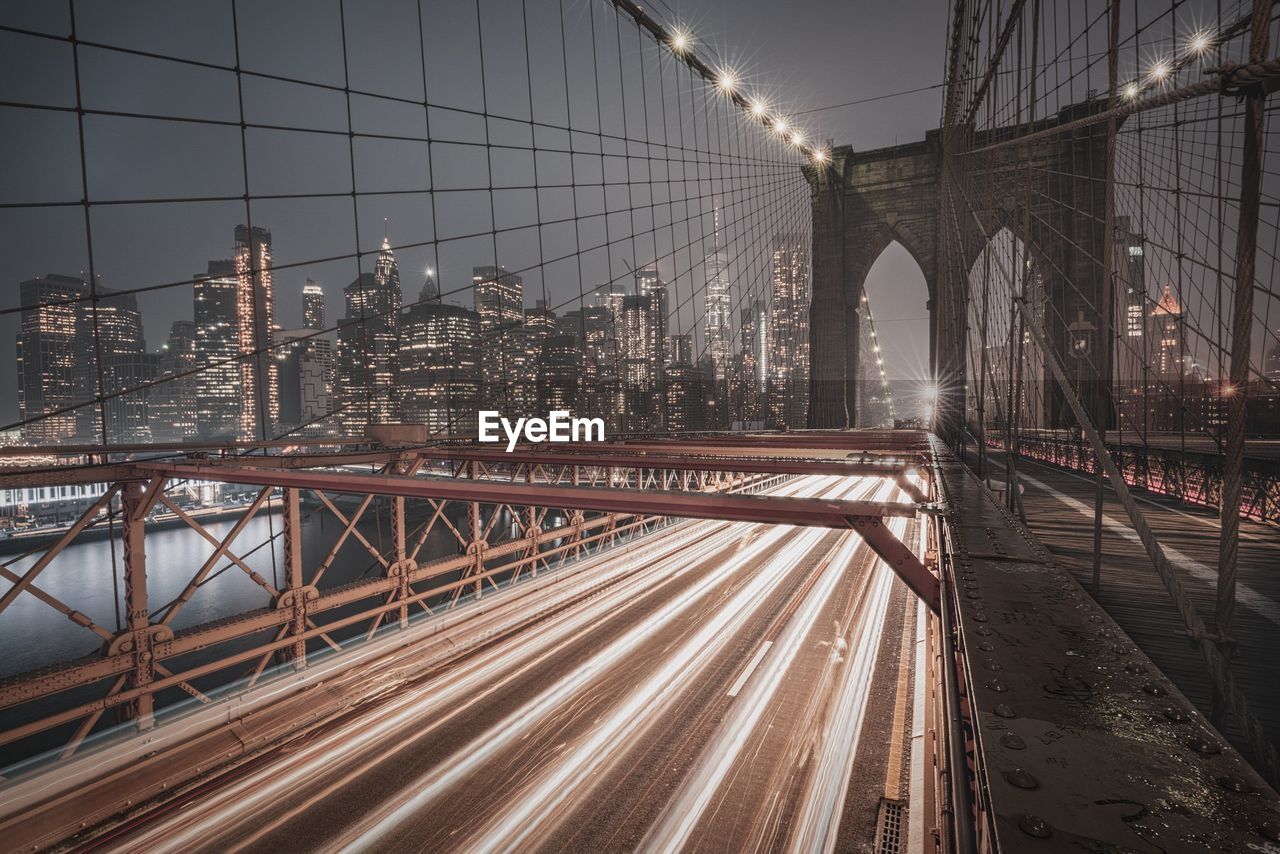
left=78, top=286, right=152, bottom=442
left=737, top=299, right=768, bottom=423
left=620, top=294, right=658, bottom=432
left=302, top=279, right=326, bottom=330
left=293, top=280, right=335, bottom=436
left=400, top=279, right=481, bottom=437
left=152, top=320, right=200, bottom=441
left=635, top=264, right=668, bottom=370
left=473, top=266, right=524, bottom=413
left=634, top=264, right=668, bottom=428
left=336, top=238, right=403, bottom=435
left=562, top=304, right=620, bottom=429
left=233, top=224, right=279, bottom=440
left=767, top=234, right=810, bottom=428
left=537, top=334, right=582, bottom=413
left=668, top=333, right=694, bottom=367
left=1150, top=284, right=1186, bottom=382
left=193, top=260, right=241, bottom=439
left=665, top=333, right=704, bottom=433
left=703, top=209, right=732, bottom=426
left=277, top=329, right=334, bottom=436
left=16, top=274, right=89, bottom=444
left=515, top=300, right=556, bottom=417
left=1114, top=216, right=1147, bottom=387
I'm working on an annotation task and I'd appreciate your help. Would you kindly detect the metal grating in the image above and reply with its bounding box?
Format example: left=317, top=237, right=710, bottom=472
left=873, top=797, right=905, bottom=854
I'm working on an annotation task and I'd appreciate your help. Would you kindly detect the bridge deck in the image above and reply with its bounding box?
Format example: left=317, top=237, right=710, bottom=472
left=974, top=446, right=1280, bottom=768
left=935, top=438, right=1280, bottom=851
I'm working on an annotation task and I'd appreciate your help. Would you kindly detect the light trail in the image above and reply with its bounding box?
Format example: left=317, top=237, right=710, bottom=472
left=92, top=473, right=925, bottom=853
left=117, top=491, right=804, bottom=853
left=788, top=489, right=910, bottom=850
left=641, top=477, right=910, bottom=852
left=331, top=476, right=874, bottom=852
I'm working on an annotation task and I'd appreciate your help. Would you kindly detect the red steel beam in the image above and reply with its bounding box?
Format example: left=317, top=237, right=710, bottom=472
left=140, top=463, right=939, bottom=611
left=617, top=430, right=931, bottom=452
left=141, top=463, right=915, bottom=525
left=410, top=448, right=922, bottom=478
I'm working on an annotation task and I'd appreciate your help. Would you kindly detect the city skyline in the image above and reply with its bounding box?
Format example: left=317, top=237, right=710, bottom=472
left=12, top=222, right=814, bottom=445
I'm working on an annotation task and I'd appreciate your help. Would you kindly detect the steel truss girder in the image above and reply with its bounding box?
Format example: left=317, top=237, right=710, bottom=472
left=0, top=508, right=668, bottom=743
left=139, top=463, right=918, bottom=528
left=0, top=440, right=938, bottom=756
left=140, top=462, right=938, bottom=611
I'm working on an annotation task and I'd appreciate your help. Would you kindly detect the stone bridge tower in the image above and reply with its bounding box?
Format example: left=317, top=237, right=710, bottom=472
left=804, top=99, right=1114, bottom=435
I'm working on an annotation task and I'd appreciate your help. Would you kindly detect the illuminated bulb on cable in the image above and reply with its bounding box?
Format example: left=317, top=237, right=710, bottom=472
left=749, top=98, right=767, bottom=118
left=811, top=148, right=830, bottom=165
left=716, top=69, right=737, bottom=93
left=1188, top=31, right=1212, bottom=55
left=1148, top=60, right=1170, bottom=82
left=773, top=117, right=789, bottom=136
left=670, top=29, right=691, bottom=53
left=789, top=130, right=805, bottom=147
left=1123, top=82, right=1140, bottom=99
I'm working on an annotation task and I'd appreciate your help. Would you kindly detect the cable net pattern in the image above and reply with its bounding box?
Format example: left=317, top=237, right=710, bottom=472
left=941, top=0, right=1279, bottom=783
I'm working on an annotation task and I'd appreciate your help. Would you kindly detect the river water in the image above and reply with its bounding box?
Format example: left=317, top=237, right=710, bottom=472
left=0, top=500, right=518, bottom=679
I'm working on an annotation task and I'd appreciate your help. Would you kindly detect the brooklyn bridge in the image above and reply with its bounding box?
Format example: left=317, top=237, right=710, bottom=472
left=1, top=0, right=1279, bottom=851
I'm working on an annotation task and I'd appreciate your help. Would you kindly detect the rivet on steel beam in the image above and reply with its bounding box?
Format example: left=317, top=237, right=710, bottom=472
left=1163, top=707, right=1189, bottom=723
left=1124, top=662, right=1146, bottom=675
left=1017, top=814, right=1052, bottom=838
left=1000, top=732, right=1027, bottom=750
left=993, top=703, right=1018, bottom=719
left=978, top=641, right=995, bottom=652
left=1004, top=767, right=1040, bottom=789
left=982, top=659, right=1002, bottom=671
left=975, top=626, right=993, bottom=636
left=1141, top=683, right=1164, bottom=696
left=986, top=679, right=1008, bottom=692
left=1217, top=774, right=1252, bottom=794
left=972, top=613, right=990, bottom=623
left=1259, top=818, right=1280, bottom=842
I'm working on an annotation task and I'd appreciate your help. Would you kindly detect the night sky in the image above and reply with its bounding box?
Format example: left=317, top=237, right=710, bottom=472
left=0, top=0, right=945, bottom=427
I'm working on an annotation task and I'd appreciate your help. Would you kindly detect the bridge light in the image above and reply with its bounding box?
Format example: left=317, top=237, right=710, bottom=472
left=1148, top=60, right=1170, bottom=82
left=772, top=117, right=788, bottom=136
left=749, top=98, right=767, bottom=118
left=811, top=147, right=830, bottom=165
left=1188, top=31, right=1212, bottom=55
left=670, top=29, right=691, bottom=54
left=716, top=69, right=737, bottom=93
left=1123, top=82, right=1139, bottom=99
left=789, top=130, right=805, bottom=147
